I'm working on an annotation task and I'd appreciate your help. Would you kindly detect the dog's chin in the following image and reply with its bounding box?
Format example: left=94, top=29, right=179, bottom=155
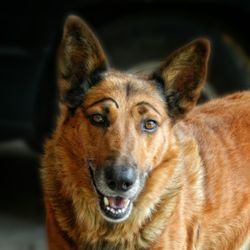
left=97, top=192, right=133, bottom=223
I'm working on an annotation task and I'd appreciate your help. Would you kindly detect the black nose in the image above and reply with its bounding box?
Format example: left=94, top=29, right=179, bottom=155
left=104, top=165, right=137, bottom=192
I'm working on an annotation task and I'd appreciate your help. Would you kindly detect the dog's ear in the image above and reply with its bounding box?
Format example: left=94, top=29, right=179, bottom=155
left=58, top=15, right=108, bottom=108
left=151, top=39, right=210, bottom=119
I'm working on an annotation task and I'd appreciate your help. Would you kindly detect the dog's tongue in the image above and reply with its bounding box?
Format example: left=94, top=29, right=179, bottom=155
left=108, top=197, right=128, bottom=209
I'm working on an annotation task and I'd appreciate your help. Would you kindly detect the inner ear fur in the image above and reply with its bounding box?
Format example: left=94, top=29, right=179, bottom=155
left=58, top=15, right=108, bottom=108
left=152, top=38, right=211, bottom=119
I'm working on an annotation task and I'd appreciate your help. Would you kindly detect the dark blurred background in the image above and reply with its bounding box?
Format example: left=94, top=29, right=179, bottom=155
left=0, top=1, right=250, bottom=249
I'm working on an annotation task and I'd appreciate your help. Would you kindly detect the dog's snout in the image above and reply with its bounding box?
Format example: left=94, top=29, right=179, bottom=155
left=104, top=165, right=137, bottom=192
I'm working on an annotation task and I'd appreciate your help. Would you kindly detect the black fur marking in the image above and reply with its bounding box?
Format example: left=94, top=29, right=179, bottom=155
left=126, top=82, right=133, bottom=98
left=165, top=90, right=184, bottom=118
left=104, top=106, right=110, bottom=114
left=89, top=63, right=107, bottom=85
left=151, top=72, right=185, bottom=119
left=151, top=72, right=166, bottom=98
left=63, top=63, right=107, bottom=114
left=65, top=85, right=85, bottom=109
left=86, top=97, right=119, bottom=109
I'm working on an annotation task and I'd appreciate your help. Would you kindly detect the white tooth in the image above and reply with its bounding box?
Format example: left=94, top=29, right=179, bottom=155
left=122, top=208, right=125, bottom=213
left=104, top=197, right=109, bottom=206
left=111, top=208, right=115, bottom=214
left=118, top=209, right=122, bottom=213
left=107, top=206, right=110, bottom=211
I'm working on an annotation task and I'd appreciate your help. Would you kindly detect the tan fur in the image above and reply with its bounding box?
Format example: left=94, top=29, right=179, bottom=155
left=41, top=15, right=250, bottom=250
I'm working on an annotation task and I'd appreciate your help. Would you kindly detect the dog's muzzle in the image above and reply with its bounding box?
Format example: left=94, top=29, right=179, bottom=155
left=89, top=163, right=142, bottom=223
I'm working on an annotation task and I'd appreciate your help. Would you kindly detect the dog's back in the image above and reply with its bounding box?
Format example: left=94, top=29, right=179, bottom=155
left=182, top=92, right=250, bottom=249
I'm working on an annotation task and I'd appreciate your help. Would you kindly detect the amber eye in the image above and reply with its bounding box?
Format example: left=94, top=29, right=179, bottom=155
left=89, top=114, right=109, bottom=127
left=142, top=120, right=158, bottom=133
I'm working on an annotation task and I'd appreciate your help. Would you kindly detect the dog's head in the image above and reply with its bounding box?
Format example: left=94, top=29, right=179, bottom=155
left=55, top=15, right=210, bottom=223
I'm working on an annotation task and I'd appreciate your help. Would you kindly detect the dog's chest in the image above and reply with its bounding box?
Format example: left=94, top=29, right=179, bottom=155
left=79, top=239, right=151, bottom=250
left=79, top=244, right=146, bottom=250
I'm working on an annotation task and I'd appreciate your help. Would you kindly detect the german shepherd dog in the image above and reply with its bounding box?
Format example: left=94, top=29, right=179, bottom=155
left=41, top=15, right=250, bottom=250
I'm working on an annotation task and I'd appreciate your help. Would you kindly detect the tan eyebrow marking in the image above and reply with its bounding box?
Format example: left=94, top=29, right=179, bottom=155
left=136, top=101, right=161, bottom=116
left=86, top=97, right=119, bottom=109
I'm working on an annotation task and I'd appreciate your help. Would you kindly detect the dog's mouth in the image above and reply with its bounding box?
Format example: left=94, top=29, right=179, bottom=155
left=98, top=194, right=132, bottom=222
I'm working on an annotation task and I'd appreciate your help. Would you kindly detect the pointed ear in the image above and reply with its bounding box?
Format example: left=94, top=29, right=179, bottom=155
left=151, top=39, right=210, bottom=119
left=58, top=15, right=108, bottom=108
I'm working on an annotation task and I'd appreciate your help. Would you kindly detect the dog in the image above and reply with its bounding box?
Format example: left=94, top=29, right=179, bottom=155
left=41, top=15, right=250, bottom=250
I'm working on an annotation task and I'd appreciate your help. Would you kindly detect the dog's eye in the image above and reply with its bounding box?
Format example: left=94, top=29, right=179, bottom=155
left=92, top=114, right=104, bottom=123
left=142, top=120, right=158, bottom=133
left=89, top=114, right=109, bottom=127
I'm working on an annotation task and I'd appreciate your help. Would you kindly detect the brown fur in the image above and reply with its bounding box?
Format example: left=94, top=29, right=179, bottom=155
left=41, top=15, right=250, bottom=249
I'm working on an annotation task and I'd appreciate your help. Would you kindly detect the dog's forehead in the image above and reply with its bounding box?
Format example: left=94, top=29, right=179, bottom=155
left=83, top=70, right=166, bottom=112
left=102, top=70, right=162, bottom=96
left=104, top=70, right=148, bottom=86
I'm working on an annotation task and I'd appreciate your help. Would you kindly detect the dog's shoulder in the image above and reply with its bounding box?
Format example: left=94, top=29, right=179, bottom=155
left=184, top=91, right=250, bottom=133
left=180, top=91, right=250, bottom=178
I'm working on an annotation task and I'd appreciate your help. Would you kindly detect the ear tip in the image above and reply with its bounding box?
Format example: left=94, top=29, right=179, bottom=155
left=191, top=38, right=211, bottom=57
left=63, top=14, right=87, bottom=33
left=65, top=15, right=83, bottom=25
left=196, top=37, right=211, bottom=48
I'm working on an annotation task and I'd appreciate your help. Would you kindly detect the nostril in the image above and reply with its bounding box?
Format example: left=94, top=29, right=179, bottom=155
left=121, top=181, right=133, bottom=191
left=107, top=180, right=116, bottom=190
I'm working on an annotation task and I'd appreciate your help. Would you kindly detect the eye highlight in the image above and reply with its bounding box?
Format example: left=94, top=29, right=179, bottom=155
left=88, top=114, right=109, bottom=127
left=92, top=114, right=104, bottom=123
left=142, top=119, right=158, bottom=133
